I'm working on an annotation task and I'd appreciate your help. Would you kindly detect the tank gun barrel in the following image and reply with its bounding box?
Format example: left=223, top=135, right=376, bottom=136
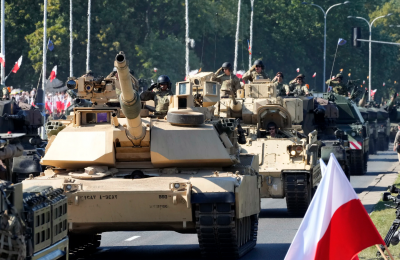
left=114, top=52, right=145, bottom=142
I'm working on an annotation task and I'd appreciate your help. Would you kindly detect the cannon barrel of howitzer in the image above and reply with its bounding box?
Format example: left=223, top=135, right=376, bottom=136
left=114, top=52, right=145, bottom=141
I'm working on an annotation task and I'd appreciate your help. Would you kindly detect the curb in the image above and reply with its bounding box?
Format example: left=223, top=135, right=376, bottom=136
left=359, top=160, right=399, bottom=213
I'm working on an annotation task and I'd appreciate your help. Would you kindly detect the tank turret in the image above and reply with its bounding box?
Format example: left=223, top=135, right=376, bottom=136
left=114, top=52, right=145, bottom=144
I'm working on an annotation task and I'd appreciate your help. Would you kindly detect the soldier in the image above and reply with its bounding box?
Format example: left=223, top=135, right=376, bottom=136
left=242, top=60, right=269, bottom=82
left=326, top=73, right=348, bottom=96
left=272, top=72, right=289, bottom=96
left=394, top=123, right=400, bottom=163
left=211, top=62, right=241, bottom=96
left=289, top=74, right=309, bottom=96
left=267, top=122, right=284, bottom=138
left=140, top=75, right=173, bottom=117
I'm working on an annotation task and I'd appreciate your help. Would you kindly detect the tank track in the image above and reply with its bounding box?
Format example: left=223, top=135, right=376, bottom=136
left=349, top=150, right=365, bottom=175
left=195, top=203, right=258, bottom=259
left=69, top=233, right=101, bottom=259
left=285, top=173, right=310, bottom=216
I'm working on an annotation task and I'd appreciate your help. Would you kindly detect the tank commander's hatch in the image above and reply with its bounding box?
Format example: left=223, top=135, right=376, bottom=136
left=244, top=81, right=277, bottom=99
left=257, top=105, right=292, bottom=131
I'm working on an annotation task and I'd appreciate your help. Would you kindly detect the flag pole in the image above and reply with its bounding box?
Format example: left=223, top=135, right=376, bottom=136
left=86, top=0, right=91, bottom=72
left=329, top=43, right=339, bottom=80
left=248, top=0, right=254, bottom=69
left=1, top=0, right=5, bottom=85
left=233, top=0, right=241, bottom=74
left=69, top=0, right=73, bottom=77
left=41, top=0, right=47, bottom=140
left=375, top=244, right=393, bottom=260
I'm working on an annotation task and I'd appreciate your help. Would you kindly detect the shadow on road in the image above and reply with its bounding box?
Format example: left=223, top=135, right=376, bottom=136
left=368, top=158, right=397, bottom=162
left=241, top=243, right=291, bottom=260
left=259, top=208, right=301, bottom=219
left=353, top=186, right=389, bottom=194
left=86, top=244, right=203, bottom=259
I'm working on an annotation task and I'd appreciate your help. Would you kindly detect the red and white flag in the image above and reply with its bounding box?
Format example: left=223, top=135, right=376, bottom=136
left=296, top=68, right=300, bottom=73
left=0, top=53, right=5, bottom=68
left=50, top=65, right=57, bottom=82
left=371, top=89, right=377, bottom=97
left=312, top=72, right=316, bottom=78
left=284, top=154, right=384, bottom=260
left=236, top=70, right=245, bottom=79
left=383, top=82, right=386, bottom=86
left=11, top=56, right=22, bottom=73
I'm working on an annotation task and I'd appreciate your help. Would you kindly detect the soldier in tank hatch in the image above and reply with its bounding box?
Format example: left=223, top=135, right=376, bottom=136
left=140, top=75, right=173, bottom=117
left=289, top=74, right=309, bottom=96
left=326, top=73, right=349, bottom=96
left=211, top=62, right=241, bottom=97
left=242, top=60, right=269, bottom=82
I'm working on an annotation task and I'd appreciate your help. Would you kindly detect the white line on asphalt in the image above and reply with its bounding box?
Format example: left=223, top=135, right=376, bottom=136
left=125, top=236, right=140, bottom=241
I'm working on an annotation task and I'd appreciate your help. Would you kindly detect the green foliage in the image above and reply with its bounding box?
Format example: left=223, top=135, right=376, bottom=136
left=2, top=0, right=400, bottom=99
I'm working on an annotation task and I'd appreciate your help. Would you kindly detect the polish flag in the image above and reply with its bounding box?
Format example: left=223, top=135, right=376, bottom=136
left=296, top=68, right=300, bottom=73
left=284, top=154, right=384, bottom=260
left=0, top=53, right=5, bottom=67
left=383, top=82, right=385, bottom=86
left=236, top=70, right=245, bottom=79
left=312, top=72, right=316, bottom=78
left=50, top=65, right=57, bottom=82
left=11, top=56, right=22, bottom=73
left=371, top=89, right=377, bottom=96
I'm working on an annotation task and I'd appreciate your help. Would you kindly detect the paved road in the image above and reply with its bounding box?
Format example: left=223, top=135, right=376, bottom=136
left=79, top=149, right=398, bottom=260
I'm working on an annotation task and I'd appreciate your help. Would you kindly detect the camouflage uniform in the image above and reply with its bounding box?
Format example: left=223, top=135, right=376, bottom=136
left=242, top=70, right=269, bottom=82
left=211, top=74, right=241, bottom=94
left=288, top=80, right=309, bottom=95
left=326, top=74, right=348, bottom=96
left=271, top=79, right=289, bottom=96
left=140, top=90, right=173, bottom=115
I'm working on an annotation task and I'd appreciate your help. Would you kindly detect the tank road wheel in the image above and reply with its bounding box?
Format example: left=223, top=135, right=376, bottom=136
left=195, top=203, right=258, bottom=259
left=285, top=173, right=312, bottom=216
left=69, top=233, right=101, bottom=258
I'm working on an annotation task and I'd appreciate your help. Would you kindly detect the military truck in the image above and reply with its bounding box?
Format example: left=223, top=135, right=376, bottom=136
left=22, top=52, right=261, bottom=259
left=207, top=79, right=322, bottom=216
left=0, top=99, right=45, bottom=182
left=323, top=93, right=369, bottom=175
left=0, top=180, right=68, bottom=259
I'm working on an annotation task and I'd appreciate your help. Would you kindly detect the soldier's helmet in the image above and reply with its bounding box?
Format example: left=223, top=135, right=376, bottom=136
left=253, top=60, right=264, bottom=69
left=221, top=62, right=232, bottom=71
left=296, top=74, right=305, bottom=79
left=157, top=75, right=171, bottom=89
left=336, top=73, right=343, bottom=79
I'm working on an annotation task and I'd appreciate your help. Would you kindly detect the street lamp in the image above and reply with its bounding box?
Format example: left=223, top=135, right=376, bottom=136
left=348, top=13, right=392, bottom=101
left=302, top=1, right=350, bottom=92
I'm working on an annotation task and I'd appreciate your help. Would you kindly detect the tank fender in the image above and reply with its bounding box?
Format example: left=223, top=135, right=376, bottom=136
left=235, top=175, right=260, bottom=219
left=190, top=177, right=236, bottom=204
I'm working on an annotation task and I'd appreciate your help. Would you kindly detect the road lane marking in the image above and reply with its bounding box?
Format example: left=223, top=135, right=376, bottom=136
left=125, top=236, right=140, bottom=241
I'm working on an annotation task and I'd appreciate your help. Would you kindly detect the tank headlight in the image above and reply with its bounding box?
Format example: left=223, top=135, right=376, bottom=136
left=174, top=183, right=180, bottom=189
left=295, top=146, right=303, bottom=153
left=66, top=184, right=72, bottom=191
left=290, top=150, right=296, bottom=156
left=351, top=132, right=356, bottom=137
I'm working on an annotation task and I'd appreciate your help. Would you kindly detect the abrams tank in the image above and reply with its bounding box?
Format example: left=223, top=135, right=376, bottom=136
left=23, top=52, right=261, bottom=259
left=323, top=92, right=369, bottom=175
left=367, top=100, right=391, bottom=151
left=0, top=98, right=45, bottom=182
left=388, top=94, right=400, bottom=142
left=212, top=79, right=321, bottom=216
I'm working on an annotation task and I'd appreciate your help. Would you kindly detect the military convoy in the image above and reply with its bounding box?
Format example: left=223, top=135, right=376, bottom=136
left=19, top=52, right=262, bottom=259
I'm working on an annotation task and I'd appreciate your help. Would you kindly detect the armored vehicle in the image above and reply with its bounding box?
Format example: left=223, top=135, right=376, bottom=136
left=358, top=91, right=378, bottom=155
left=208, top=79, right=322, bottom=216
left=389, top=97, right=400, bottom=142
left=23, top=52, right=261, bottom=259
left=0, top=181, right=68, bottom=259
left=0, top=99, right=45, bottom=182
left=323, top=93, right=369, bottom=175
